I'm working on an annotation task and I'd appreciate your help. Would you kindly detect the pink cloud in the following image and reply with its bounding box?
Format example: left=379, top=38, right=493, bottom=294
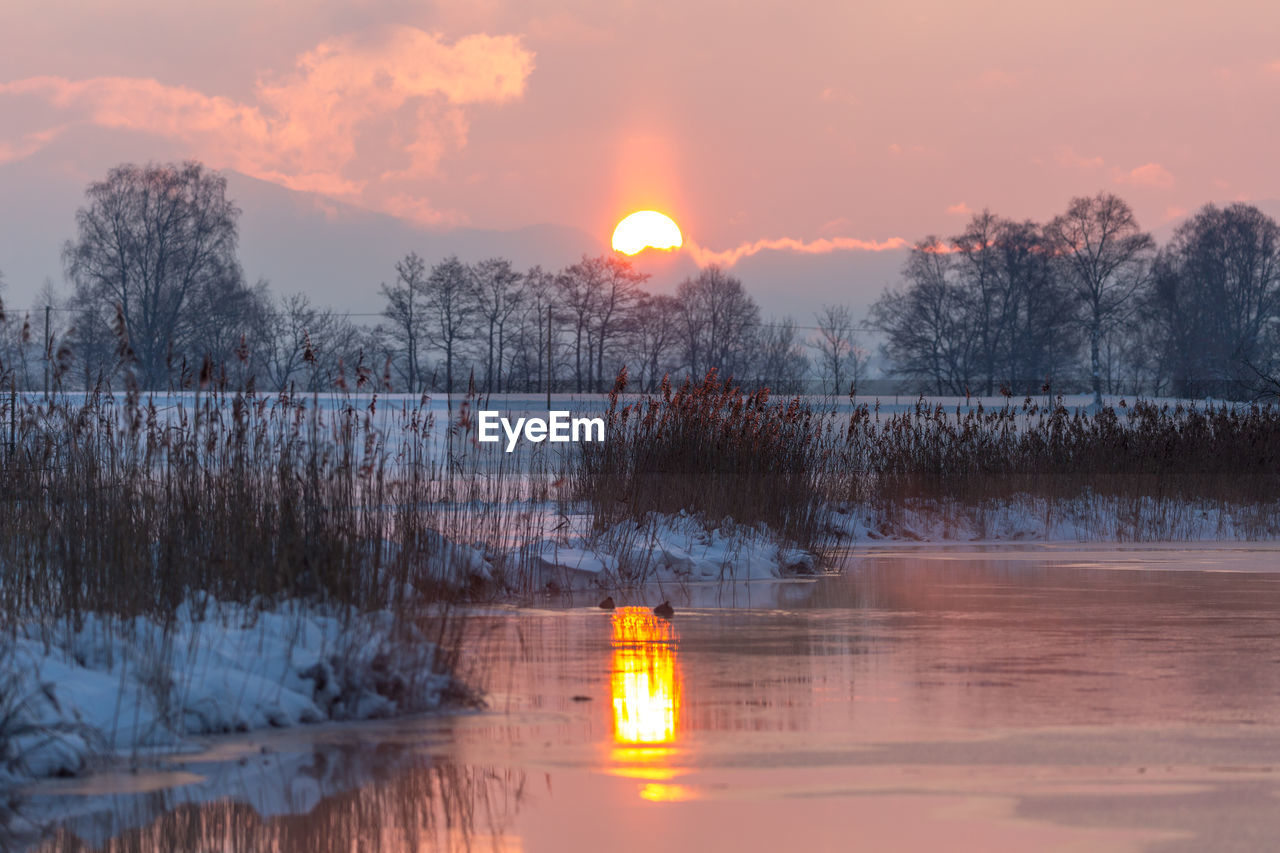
left=946, top=202, right=973, bottom=216
left=1054, top=146, right=1104, bottom=170
left=685, top=235, right=910, bottom=267
left=0, top=26, right=535, bottom=223
left=1115, top=162, right=1175, bottom=189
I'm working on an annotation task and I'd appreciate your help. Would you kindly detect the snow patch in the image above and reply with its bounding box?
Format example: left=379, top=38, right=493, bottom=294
left=520, top=513, right=820, bottom=589
left=1, top=601, right=463, bottom=787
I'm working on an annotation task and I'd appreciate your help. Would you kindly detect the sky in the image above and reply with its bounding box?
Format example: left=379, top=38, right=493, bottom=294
left=2, top=0, right=1280, bottom=313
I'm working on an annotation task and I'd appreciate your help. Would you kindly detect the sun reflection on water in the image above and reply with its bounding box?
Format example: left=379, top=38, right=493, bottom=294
left=611, top=607, right=680, bottom=746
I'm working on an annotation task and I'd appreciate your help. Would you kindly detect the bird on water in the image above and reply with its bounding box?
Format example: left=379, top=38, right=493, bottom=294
left=653, top=600, right=674, bottom=619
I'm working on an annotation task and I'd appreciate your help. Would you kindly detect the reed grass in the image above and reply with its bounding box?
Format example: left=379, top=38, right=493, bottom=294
left=843, top=396, right=1280, bottom=506
left=577, top=374, right=1280, bottom=546
left=576, top=369, right=841, bottom=556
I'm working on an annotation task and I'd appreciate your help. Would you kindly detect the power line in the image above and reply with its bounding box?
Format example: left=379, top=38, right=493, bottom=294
left=7, top=306, right=883, bottom=334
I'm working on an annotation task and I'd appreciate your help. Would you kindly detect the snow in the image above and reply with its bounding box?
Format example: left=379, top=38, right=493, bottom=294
left=519, top=511, right=819, bottom=589
left=833, top=494, right=1280, bottom=544
left=1, top=601, right=460, bottom=788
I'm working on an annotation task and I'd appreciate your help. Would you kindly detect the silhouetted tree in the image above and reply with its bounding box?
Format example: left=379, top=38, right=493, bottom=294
left=424, top=255, right=475, bottom=397
left=556, top=256, right=602, bottom=393
left=1143, top=203, right=1280, bottom=398
left=631, top=293, right=682, bottom=392
left=812, top=304, right=865, bottom=395
left=589, top=255, right=647, bottom=391
left=380, top=252, right=429, bottom=393
left=472, top=257, right=524, bottom=393
left=677, top=266, right=759, bottom=380
left=1046, top=192, right=1154, bottom=405
left=63, top=161, right=249, bottom=388
left=872, top=238, right=974, bottom=394
left=756, top=317, right=811, bottom=393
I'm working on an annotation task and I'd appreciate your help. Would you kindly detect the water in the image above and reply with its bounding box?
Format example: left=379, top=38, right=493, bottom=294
left=22, top=545, right=1280, bottom=851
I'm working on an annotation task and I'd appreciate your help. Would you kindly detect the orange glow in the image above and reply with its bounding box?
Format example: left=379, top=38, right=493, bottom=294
left=611, top=607, right=680, bottom=745
left=611, top=210, right=683, bottom=255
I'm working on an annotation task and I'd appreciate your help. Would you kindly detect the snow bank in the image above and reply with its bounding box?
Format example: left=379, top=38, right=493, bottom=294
left=834, top=494, right=1280, bottom=544
left=1, top=601, right=462, bottom=787
left=520, top=512, right=818, bottom=589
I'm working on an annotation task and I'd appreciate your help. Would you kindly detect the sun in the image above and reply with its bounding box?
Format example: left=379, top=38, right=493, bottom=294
left=612, top=210, right=683, bottom=255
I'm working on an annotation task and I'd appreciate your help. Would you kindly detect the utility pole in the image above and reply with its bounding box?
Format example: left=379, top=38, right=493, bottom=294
left=43, top=305, right=51, bottom=399
left=546, top=305, right=552, bottom=410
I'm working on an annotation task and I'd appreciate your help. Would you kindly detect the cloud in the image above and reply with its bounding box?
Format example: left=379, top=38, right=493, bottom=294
left=0, top=124, right=69, bottom=165
left=946, top=202, right=973, bottom=216
left=1054, top=146, right=1103, bottom=170
left=685, top=235, right=910, bottom=267
left=888, top=143, right=927, bottom=157
left=0, top=26, right=535, bottom=223
left=817, top=217, right=854, bottom=235
left=1115, top=162, right=1175, bottom=189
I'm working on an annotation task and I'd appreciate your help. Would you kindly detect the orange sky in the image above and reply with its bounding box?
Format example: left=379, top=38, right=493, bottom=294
left=2, top=0, right=1280, bottom=267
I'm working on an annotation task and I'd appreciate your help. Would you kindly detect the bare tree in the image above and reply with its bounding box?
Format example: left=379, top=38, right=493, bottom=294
left=872, top=238, right=974, bottom=394
left=631, top=293, right=682, bottom=391
left=65, top=289, right=126, bottom=390
left=380, top=252, right=429, bottom=393
left=262, top=292, right=364, bottom=391
left=590, top=255, right=647, bottom=391
left=424, top=255, right=475, bottom=398
left=1143, top=203, right=1280, bottom=398
left=506, top=266, right=558, bottom=392
left=812, top=304, right=865, bottom=395
left=952, top=211, right=1014, bottom=395
left=756, top=317, right=811, bottom=393
left=992, top=219, right=1077, bottom=393
left=677, top=266, right=760, bottom=380
left=1045, top=192, right=1154, bottom=406
left=63, top=161, right=247, bottom=389
left=556, top=256, right=601, bottom=393
left=472, top=257, right=524, bottom=393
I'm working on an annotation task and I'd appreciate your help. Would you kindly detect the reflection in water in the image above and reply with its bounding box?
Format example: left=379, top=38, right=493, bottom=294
left=30, top=751, right=523, bottom=853
left=29, top=553, right=1280, bottom=851
left=611, top=608, right=680, bottom=747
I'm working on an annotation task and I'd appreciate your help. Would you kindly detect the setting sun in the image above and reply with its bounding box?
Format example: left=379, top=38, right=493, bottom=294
left=611, top=210, right=683, bottom=255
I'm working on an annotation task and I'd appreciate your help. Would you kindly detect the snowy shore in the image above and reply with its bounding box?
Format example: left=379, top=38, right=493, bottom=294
left=1, top=601, right=464, bottom=789
left=9, top=490, right=1280, bottom=791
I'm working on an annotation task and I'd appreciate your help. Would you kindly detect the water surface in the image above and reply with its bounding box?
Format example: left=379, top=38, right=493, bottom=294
left=24, top=545, right=1280, bottom=852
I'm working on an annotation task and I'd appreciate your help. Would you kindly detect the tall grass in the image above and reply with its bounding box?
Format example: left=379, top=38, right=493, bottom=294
left=577, top=373, right=1280, bottom=544
left=576, top=370, right=841, bottom=555
left=844, top=396, right=1280, bottom=506
left=0, top=384, right=573, bottom=632
left=7, top=373, right=1280, bottom=629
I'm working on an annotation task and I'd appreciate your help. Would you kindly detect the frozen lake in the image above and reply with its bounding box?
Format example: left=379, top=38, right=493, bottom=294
left=20, top=544, right=1280, bottom=851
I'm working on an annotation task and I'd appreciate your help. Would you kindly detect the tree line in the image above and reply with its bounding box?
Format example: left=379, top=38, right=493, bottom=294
left=3, top=162, right=1277, bottom=401
left=873, top=192, right=1280, bottom=402
left=0, top=161, right=867, bottom=396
